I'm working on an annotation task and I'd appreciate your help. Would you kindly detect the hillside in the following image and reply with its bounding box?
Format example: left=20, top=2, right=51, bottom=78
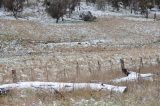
left=0, top=1, right=160, bottom=106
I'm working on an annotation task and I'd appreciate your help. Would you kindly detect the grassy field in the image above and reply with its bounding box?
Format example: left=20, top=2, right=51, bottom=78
left=0, top=17, right=160, bottom=105
left=0, top=65, right=159, bottom=106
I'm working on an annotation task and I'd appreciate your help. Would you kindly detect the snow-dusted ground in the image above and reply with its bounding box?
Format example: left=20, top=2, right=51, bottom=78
left=0, top=0, right=159, bottom=86
left=0, top=1, right=160, bottom=105
left=0, top=7, right=160, bottom=82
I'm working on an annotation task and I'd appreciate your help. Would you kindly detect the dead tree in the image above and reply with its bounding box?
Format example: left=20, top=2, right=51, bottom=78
left=120, top=59, right=130, bottom=76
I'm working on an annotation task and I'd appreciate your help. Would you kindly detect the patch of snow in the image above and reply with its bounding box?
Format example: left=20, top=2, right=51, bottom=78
left=150, top=8, right=160, bottom=12
left=35, top=39, right=112, bottom=49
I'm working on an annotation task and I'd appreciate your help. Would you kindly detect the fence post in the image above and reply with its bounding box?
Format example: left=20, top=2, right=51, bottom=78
left=157, top=56, right=160, bottom=65
left=76, top=62, right=80, bottom=79
left=12, top=70, right=17, bottom=83
left=138, top=57, right=143, bottom=74
left=97, top=61, right=101, bottom=72
left=109, top=60, right=113, bottom=71
left=149, top=56, right=152, bottom=66
left=140, top=57, right=143, bottom=68
left=120, top=59, right=130, bottom=76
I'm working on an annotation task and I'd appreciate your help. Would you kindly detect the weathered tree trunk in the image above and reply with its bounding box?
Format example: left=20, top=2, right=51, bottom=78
left=0, top=82, right=127, bottom=94
left=115, top=59, right=155, bottom=83
left=112, top=71, right=154, bottom=83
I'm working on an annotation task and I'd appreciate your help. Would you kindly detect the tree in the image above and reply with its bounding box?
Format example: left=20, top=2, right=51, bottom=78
left=1, top=0, right=24, bottom=18
left=121, top=0, right=129, bottom=9
left=46, top=0, right=68, bottom=23
left=46, top=0, right=80, bottom=23
left=67, top=0, right=80, bottom=17
left=0, top=0, right=2, bottom=8
left=86, top=0, right=96, bottom=5
left=111, top=0, right=120, bottom=11
left=96, top=0, right=106, bottom=10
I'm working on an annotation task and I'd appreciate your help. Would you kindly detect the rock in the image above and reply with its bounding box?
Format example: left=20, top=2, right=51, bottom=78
left=79, top=11, right=96, bottom=21
left=0, top=88, right=10, bottom=95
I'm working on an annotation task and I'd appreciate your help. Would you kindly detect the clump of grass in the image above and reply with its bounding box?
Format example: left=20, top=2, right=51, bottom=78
left=0, top=34, right=17, bottom=42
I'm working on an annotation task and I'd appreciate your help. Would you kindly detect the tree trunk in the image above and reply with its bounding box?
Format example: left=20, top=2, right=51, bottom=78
left=0, top=82, right=127, bottom=94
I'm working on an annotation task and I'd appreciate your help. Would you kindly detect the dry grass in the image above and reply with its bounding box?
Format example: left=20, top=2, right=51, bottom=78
left=1, top=53, right=160, bottom=84
left=0, top=65, right=160, bottom=106
left=0, top=15, right=160, bottom=105
left=0, top=17, right=160, bottom=43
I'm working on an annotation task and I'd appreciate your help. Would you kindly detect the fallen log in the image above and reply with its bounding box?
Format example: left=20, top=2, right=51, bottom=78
left=112, top=71, right=154, bottom=83
left=114, top=59, right=155, bottom=83
left=0, top=82, right=127, bottom=94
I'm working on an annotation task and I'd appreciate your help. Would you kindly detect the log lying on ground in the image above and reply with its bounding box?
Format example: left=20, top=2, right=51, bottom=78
left=114, top=59, right=155, bottom=83
left=112, top=71, right=155, bottom=83
left=0, top=82, right=127, bottom=94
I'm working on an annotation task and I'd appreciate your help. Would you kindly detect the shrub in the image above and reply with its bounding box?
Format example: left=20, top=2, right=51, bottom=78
left=46, top=0, right=67, bottom=23
left=79, top=11, right=96, bottom=21
left=111, top=0, right=120, bottom=11
left=2, top=0, right=24, bottom=18
left=68, top=0, right=80, bottom=17
left=86, top=0, right=96, bottom=4
left=96, top=0, right=106, bottom=10
left=46, top=0, right=80, bottom=23
left=0, top=0, right=2, bottom=8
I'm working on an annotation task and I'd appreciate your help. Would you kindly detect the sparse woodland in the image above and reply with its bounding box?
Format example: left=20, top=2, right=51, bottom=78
left=0, top=0, right=160, bottom=22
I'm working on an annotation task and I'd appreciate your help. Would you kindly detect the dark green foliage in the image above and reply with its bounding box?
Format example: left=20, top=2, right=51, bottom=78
left=46, top=0, right=80, bottom=23
left=80, top=11, right=96, bottom=21
left=46, top=0, right=67, bottom=23
left=111, top=0, right=120, bottom=11
left=0, top=0, right=24, bottom=18
left=88, top=0, right=160, bottom=12
left=0, top=0, right=2, bottom=8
